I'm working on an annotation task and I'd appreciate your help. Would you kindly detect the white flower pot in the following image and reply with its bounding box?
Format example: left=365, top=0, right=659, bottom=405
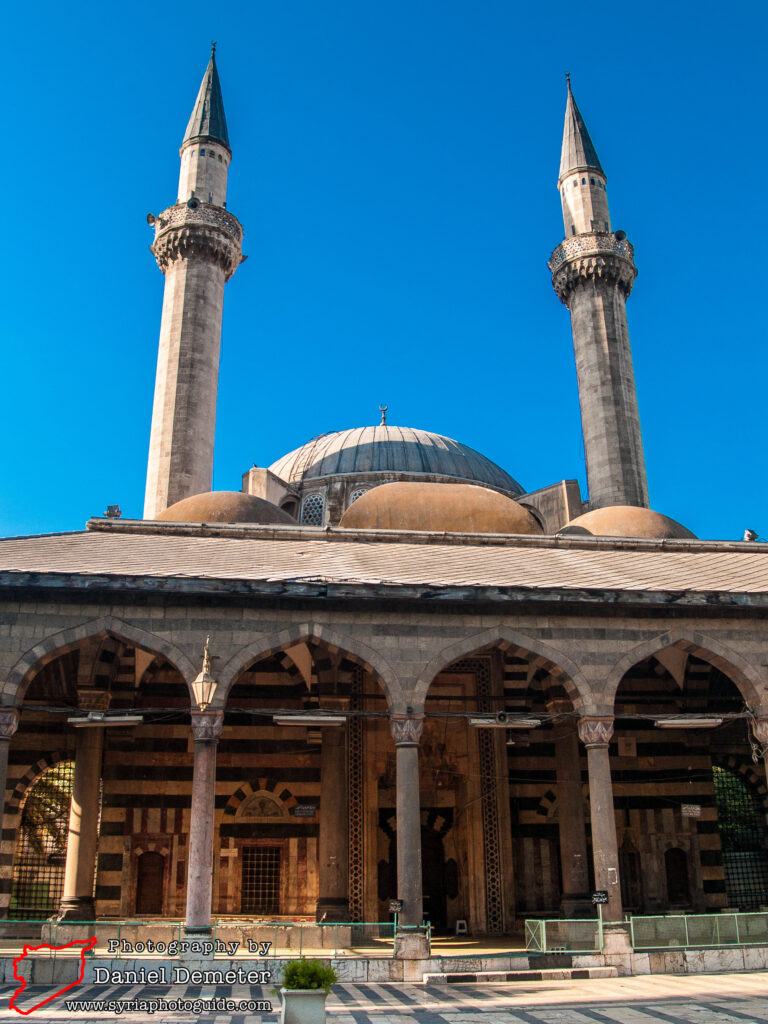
left=279, top=987, right=329, bottom=1024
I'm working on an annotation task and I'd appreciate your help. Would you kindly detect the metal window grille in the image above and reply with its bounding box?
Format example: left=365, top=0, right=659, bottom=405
left=300, top=493, right=325, bottom=525
left=241, top=846, right=281, bottom=914
left=713, top=766, right=768, bottom=910
left=347, top=488, right=368, bottom=507
left=10, top=762, right=74, bottom=919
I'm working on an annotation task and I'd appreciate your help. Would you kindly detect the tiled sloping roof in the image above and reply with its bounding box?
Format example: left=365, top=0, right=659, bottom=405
left=1, top=528, right=767, bottom=597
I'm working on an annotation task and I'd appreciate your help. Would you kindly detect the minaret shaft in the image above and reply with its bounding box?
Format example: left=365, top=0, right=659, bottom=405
left=568, top=279, right=648, bottom=508
left=143, top=51, right=242, bottom=520
left=552, top=83, right=648, bottom=510
left=144, top=260, right=225, bottom=517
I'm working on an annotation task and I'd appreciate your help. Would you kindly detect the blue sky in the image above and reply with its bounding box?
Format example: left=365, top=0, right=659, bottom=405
left=2, top=1, right=765, bottom=540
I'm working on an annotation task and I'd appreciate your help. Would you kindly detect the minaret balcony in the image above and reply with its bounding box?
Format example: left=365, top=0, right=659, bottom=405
left=548, top=231, right=634, bottom=273
left=151, top=202, right=243, bottom=247
left=150, top=202, right=245, bottom=281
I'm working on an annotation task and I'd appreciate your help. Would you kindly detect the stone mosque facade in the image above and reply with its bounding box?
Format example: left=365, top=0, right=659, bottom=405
left=1, top=52, right=768, bottom=945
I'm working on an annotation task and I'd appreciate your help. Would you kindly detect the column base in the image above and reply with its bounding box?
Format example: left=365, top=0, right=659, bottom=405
left=184, top=925, right=213, bottom=936
left=315, top=898, right=350, bottom=922
left=394, top=930, right=430, bottom=960
left=602, top=925, right=633, bottom=954
left=58, top=897, right=95, bottom=922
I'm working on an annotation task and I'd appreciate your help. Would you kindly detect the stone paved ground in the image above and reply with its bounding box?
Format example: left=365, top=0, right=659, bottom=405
left=2, top=973, right=768, bottom=1023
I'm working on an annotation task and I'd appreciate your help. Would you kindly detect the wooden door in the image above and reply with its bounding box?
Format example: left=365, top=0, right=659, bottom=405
left=136, top=852, right=165, bottom=915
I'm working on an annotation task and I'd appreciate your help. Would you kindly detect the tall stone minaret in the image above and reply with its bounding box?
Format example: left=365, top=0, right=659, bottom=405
left=144, top=47, right=244, bottom=519
left=549, top=79, right=649, bottom=511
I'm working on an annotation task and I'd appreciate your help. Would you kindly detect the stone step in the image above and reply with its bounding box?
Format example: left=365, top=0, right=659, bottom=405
left=423, top=966, right=617, bottom=984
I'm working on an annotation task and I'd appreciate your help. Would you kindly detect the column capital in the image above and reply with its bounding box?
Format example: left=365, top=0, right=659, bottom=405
left=390, top=714, right=424, bottom=747
left=190, top=710, right=224, bottom=743
left=578, top=716, right=614, bottom=747
left=0, top=709, right=19, bottom=739
left=752, top=717, right=768, bottom=748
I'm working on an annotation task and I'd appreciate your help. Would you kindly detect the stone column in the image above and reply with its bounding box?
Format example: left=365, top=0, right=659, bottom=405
left=0, top=708, right=19, bottom=823
left=59, top=726, right=104, bottom=920
left=578, top=716, right=623, bottom=922
left=185, top=710, right=224, bottom=933
left=391, top=714, right=424, bottom=928
left=549, top=702, right=591, bottom=916
left=316, top=724, right=349, bottom=920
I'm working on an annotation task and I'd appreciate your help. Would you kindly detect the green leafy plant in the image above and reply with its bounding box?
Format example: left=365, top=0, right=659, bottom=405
left=20, top=762, right=73, bottom=856
left=281, top=959, right=338, bottom=993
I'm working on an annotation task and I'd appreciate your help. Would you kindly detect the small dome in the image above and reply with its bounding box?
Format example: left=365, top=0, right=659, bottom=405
left=269, top=425, right=523, bottom=495
left=156, top=491, right=295, bottom=525
left=339, top=482, right=544, bottom=535
left=561, top=505, right=696, bottom=540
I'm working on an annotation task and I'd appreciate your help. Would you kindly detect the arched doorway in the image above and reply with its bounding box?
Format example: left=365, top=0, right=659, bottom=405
left=10, top=762, right=73, bottom=919
left=418, top=640, right=587, bottom=933
left=612, top=650, right=757, bottom=913
left=221, top=639, right=390, bottom=921
left=713, top=766, right=768, bottom=910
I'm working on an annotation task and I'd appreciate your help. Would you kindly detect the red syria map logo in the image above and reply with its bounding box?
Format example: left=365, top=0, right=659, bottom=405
left=9, top=937, right=97, bottom=1015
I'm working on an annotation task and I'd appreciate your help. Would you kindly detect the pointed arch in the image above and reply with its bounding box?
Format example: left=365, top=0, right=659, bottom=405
left=223, top=782, right=298, bottom=820
left=711, top=754, right=768, bottom=812
left=604, top=628, right=766, bottom=709
left=4, top=616, right=198, bottom=704
left=217, top=623, right=398, bottom=705
left=5, top=752, right=71, bottom=815
left=413, top=625, right=592, bottom=710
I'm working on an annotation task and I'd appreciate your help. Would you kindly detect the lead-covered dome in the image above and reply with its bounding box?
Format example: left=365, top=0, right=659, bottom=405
left=268, top=426, right=523, bottom=495
left=340, top=482, right=542, bottom=534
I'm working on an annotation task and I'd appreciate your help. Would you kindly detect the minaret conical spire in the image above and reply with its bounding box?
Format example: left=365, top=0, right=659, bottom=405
left=183, top=43, right=230, bottom=151
left=559, top=76, right=603, bottom=182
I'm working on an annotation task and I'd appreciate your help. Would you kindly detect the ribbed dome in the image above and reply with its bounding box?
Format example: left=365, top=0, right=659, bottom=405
left=156, top=491, right=294, bottom=525
left=561, top=506, right=696, bottom=540
left=340, top=482, right=543, bottom=535
left=268, top=426, right=523, bottom=494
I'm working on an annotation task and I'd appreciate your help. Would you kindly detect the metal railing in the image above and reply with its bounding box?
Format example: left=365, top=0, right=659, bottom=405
left=629, top=911, right=768, bottom=951
left=525, top=916, right=604, bottom=954
left=0, top=918, right=429, bottom=959
left=153, top=202, right=243, bottom=244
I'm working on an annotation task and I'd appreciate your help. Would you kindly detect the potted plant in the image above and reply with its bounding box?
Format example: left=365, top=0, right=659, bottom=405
left=279, top=959, right=338, bottom=1024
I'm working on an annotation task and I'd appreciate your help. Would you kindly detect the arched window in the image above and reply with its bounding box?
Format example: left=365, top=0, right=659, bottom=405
left=347, top=488, right=368, bottom=507
left=10, top=762, right=73, bottom=919
left=713, top=766, right=768, bottom=910
left=300, top=493, right=325, bottom=526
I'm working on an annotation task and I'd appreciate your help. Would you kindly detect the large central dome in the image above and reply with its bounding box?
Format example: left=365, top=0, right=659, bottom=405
left=268, top=425, right=523, bottom=495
